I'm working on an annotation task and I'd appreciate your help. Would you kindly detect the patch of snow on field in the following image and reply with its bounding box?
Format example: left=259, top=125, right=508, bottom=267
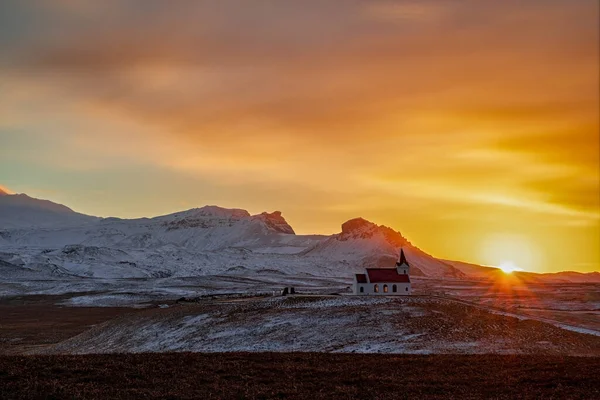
left=554, top=324, right=600, bottom=337
left=61, top=294, right=153, bottom=307
left=278, top=296, right=391, bottom=309
left=487, top=310, right=529, bottom=321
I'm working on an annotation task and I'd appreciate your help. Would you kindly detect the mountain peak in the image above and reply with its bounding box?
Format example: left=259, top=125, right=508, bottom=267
left=341, top=218, right=377, bottom=235
left=0, top=185, right=13, bottom=196
left=340, top=217, right=409, bottom=247
left=253, top=211, right=295, bottom=234
left=195, top=205, right=251, bottom=219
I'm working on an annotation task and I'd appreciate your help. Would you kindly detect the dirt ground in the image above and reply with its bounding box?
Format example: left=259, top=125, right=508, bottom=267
left=1, top=353, right=599, bottom=399
left=2, top=295, right=600, bottom=356
left=0, top=294, right=146, bottom=355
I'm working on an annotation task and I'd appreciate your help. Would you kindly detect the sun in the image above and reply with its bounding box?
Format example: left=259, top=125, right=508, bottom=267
left=482, top=234, right=538, bottom=273
left=498, top=261, right=523, bottom=274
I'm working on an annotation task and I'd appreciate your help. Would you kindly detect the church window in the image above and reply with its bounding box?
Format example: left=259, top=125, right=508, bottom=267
left=383, top=284, right=388, bottom=293
left=392, top=285, right=397, bottom=293
left=360, top=286, right=364, bottom=293
left=374, top=284, right=379, bottom=293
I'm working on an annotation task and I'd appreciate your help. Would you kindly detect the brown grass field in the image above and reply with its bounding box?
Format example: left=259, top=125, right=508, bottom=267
left=1, top=353, right=599, bottom=399
left=0, top=295, right=144, bottom=355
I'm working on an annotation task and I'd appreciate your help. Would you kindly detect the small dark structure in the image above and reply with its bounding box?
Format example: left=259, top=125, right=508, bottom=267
left=281, top=287, right=296, bottom=296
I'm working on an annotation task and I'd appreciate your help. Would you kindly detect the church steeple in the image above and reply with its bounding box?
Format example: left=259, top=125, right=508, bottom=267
left=396, top=248, right=410, bottom=275
left=397, top=248, right=408, bottom=266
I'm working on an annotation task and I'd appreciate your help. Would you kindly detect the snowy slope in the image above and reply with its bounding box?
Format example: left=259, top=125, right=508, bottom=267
left=0, top=206, right=317, bottom=253
left=0, top=206, right=460, bottom=279
left=302, top=218, right=465, bottom=278
left=0, top=203, right=331, bottom=278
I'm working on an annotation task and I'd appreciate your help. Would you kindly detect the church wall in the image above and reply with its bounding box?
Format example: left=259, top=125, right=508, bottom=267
left=355, top=282, right=411, bottom=295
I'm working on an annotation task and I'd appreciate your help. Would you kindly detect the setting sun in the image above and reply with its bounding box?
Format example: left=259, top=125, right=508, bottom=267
left=498, top=261, right=524, bottom=274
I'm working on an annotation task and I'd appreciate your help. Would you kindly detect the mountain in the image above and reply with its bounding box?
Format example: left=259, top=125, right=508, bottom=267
left=0, top=190, right=597, bottom=282
left=0, top=203, right=327, bottom=278
left=302, top=218, right=465, bottom=278
left=0, top=192, right=99, bottom=229
left=0, top=206, right=465, bottom=278
left=444, top=260, right=502, bottom=278
left=0, top=199, right=460, bottom=279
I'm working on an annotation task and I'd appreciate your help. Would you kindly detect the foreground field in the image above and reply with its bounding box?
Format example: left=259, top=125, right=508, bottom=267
left=2, top=294, right=599, bottom=356
left=35, top=296, right=600, bottom=356
left=1, top=353, right=599, bottom=399
left=419, top=279, right=600, bottom=332
left=0, top=294, right=145, bottom=355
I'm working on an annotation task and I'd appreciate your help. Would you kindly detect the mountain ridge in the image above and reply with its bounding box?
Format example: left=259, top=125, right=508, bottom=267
left=0, top=192, right=99, bottom=229
left=0, top=190, right=598, bottom=282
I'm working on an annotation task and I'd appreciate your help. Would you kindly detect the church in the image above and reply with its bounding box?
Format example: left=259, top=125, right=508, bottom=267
left=353, top=248, right=412, bottom=295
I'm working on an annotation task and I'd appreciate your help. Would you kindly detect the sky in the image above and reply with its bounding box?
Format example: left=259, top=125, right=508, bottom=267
left=0, top=0, right=598, bottom=273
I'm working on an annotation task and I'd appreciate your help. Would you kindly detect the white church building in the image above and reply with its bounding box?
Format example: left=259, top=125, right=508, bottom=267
left=353, top=248, right=412, bottom=295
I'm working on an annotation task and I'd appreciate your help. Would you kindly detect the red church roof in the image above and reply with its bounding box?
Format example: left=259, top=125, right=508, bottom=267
left=355, top=274, right=367, bottom=283
left=366, top=268, right=410, bottom=283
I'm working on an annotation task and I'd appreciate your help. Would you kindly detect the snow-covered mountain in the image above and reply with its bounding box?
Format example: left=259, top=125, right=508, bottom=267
left=0, top=190, right=98, bottom=229
left=302, top=218, right=465, bottom=278
left=0, top=191, right=461, bottom=279
left=1, top=190, right=597, bottom=283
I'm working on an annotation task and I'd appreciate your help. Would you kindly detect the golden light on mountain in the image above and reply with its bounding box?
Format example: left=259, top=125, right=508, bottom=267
left=0, top=184, right=14, bottom=195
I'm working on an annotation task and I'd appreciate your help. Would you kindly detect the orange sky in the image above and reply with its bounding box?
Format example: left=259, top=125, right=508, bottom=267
left=0, top=1, right=598, bottom=273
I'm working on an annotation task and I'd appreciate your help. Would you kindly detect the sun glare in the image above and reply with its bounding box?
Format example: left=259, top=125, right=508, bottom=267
left=482, top=234, right=538, bottom=273
left=498, top=261, right=523, bottom=274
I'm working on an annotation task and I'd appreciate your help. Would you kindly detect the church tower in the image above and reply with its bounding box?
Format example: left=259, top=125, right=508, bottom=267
left=396, top=248, right=410, bottom=275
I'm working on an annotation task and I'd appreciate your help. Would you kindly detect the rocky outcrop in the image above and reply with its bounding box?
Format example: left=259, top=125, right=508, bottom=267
left=254, top=211, right=295, bottom=234
left=340, top=218, right=409, bottom=247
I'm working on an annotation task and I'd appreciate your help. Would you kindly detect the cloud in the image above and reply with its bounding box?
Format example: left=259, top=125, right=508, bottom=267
left=4, top=1, right=595, bottom=143
left=365, top=1, right=447, bottom=22
left=0, top=0, right=598, bottom=271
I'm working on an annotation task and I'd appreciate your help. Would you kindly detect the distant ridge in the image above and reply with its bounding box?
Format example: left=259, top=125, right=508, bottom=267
left=0, top=192, right=98, bottom=228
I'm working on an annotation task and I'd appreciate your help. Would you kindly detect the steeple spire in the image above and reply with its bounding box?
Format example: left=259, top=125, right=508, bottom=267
left=397, top=248, right=408, bottom=267
left=396, top=248, right=410, bottom=275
